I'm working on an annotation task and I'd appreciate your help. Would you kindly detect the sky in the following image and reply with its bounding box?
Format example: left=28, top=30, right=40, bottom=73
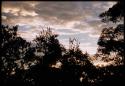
left=2, top=1, right=117, bottom=55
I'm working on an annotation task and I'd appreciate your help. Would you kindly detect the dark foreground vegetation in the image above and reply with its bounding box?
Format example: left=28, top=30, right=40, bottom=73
left=0, top=2, right=124, bottom=86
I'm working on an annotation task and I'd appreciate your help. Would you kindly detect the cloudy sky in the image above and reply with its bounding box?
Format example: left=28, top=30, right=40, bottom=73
left=2, top=1, right=117, bottom=55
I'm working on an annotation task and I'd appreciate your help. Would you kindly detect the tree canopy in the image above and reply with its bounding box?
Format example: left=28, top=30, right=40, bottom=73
left=97, top=1, right=124, bottom=65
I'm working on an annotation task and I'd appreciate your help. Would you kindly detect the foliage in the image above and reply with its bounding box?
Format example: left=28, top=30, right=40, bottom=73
left=0, top=25, right=37, bottom=86
left=99, top=1, right=124, bottom=23
left=97, top=1, right=124, bottom=65
left=33, top=27, right=64, bottom=67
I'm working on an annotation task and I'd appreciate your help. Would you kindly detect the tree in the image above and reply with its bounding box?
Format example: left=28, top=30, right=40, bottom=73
left=99, top=1, right=124, bottom=23
left=34, top=27, right=63, bottom=67
left=0, top=25, right=33, bottom=86
left=97, top=1, right=124, bottom=65
left=61, top=38, right=96, bottom=86
left=96, top=2, right=124, bottom=86
left=23, top=27, right=65, bottom=86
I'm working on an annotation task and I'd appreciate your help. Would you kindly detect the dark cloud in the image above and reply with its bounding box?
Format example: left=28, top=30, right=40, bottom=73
left=34, top=2, right=115, bottom=24
left=2, top=1, right=116, bottom=26
left=2, top=1, right=37, bottom=11
left=2, top=1, right=116, bottom=34
left=34, top=2, right=84, bottom=24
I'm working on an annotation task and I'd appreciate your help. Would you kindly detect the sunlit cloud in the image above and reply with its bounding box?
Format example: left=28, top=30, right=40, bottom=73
left=80, top=43, right=98, bottom=54
left=2, top=15, right=7, bottom=20
left=20, top=10, right=38, bottom=16
left=88, top=34, right=100, bottom=38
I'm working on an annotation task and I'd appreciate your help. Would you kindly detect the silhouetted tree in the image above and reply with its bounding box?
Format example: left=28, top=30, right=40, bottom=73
left=23, top=27, right=65, bottom=86
left=34, top=27, right=63, bottom=67
left=61, top=38, right=96, bottom=86
left=0, top=25, right=34, bottom=86
left=96, top=1, right=124, bottom=86
left=99, top=1, right=123, bottom=23
left=97, top=1, right=124, bottom=65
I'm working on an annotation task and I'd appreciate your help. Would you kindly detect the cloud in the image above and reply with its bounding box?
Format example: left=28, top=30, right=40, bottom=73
left=88, top=34, right=100, bottom=38
left=2, top=15, right=7, bottom=20
left=2, top=1, right=116, bottom=30
left=80, top=42, right=98, bottom=54
left=18, top=31, right=38, bottom=42
left=35, top=2, right=84, bottom=23
left=19, top=9, right=38, bottom=16
left=2, top=1, right=117, bottom=55
left=2, top=7, right=38, bottom=17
